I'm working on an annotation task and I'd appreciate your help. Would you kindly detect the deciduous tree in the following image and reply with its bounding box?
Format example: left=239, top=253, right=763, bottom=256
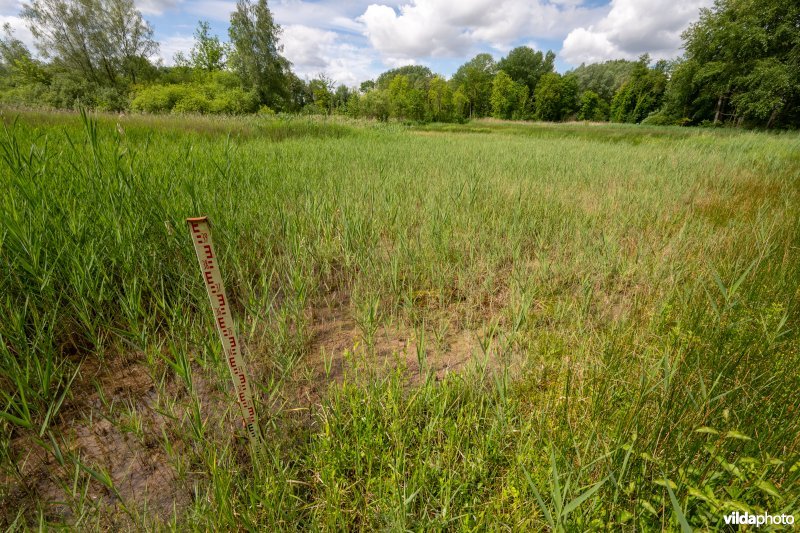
left=427, top=75, right=453, bottom=122
left=577, top=90, right=608, bottom=121
left=534, top=73, right=564, bottom=121
left=22, top=0, right=157, bottom=85
left=609, top=56, right=667, bottom=123
left=228, top=0, right=290, bottom=108
left=674, top=0, right=800, bottom=127
left=490, top=70, right=528, bottom=120
left=497, top=46, right=555, bottom=97
left=451, top=53, right=497, bottom=118
left=190, top=21, right=226, bottom=72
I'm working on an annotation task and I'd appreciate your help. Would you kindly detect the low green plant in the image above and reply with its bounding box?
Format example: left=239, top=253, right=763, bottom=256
left=0, top=109, right=798, bottom=529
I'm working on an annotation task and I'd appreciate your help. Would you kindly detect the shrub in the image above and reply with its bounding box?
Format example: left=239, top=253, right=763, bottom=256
left=94, top=86, right=129, bottom=112
left=208, top=88, right=259, bottom=114
left=131, top=84, right=184, bottom=113
left=131, top=82, right=259, bottom=115
left=42, top=75, right=98, bottom=109
left=641, top=112, right=680, bottom=126
left=172, top=90, right=211, bottom=114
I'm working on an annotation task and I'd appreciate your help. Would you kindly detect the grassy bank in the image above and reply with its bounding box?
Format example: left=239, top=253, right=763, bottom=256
left=1, top=109, right=799, bottom=529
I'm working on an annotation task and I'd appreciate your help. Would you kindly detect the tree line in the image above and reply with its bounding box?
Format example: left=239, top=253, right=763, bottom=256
left=1, top=0, right=797, bottom=128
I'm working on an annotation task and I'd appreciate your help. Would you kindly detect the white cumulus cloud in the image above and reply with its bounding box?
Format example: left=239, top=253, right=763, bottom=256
left=1, top=15, right=35, bottom=51
left=134, top=0, right=183, bottom=16
left=155, top=34, right=194, bottom=65
left=280, top=24, right=380, bottom=86
left=273, top=0, right=366, bottom=33
left=357, top=0, right=605, bottom=60
left=560, top=0, right=711, bottom=65
left=182, top=0, right=236, bottom=21
left=281, top=24, right=338, bottom=70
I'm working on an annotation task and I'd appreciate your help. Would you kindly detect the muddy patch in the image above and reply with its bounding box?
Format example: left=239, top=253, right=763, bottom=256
left=2, top=293, right=509, bottom=528
left=287, top=293, right=502, bottom=407
left=2, top=354, right=230, bottom=528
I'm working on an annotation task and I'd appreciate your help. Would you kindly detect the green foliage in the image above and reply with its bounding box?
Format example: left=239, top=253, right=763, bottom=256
left=4, top=0, right=799, bottom=129
left=308, top=75, right=334, bottom=114
left=407, top=88, right=426, bottom=122
left=560, top=74, right=580, bottom=118
left=609, top=56, right=667, bottom=123
left=496, top=46, right=555, bottom=96
left=130, top=78, right=259, bottom=114
left=0, top=24, right=31, bottom=75
left=534, top=72, right=573, bottom=121
left=451, top=53, right=497, bottom=118
left=568, top=60, right=638, bottom=102
left=7, top=55, right=51, bottom=87
left=673, top=0, right=800, bottom=127
left=285, top=72, right=312, bottom=112
left=0, top=73, right=128, bottom=111
left=332, top=85, right=353, bottom=114
left=2, top=112, right=799, bottom=528
left=427, top=75, right=453, bottom=122
left=577, top=90, right=608, bottom=121
left=491, top=70, right=528, bottom=120
left=358, top=88, right=390, bottom=121
left=0, top=24, right=51, bottom=92
left=21, top=0, right=158, bottom=85
left=661, top=59, right=705, bottom=123
left=40, top=76, right=96, bottom=109
left=730, top=58, right=794, bottom=123
left=354, top=73, right=432, bottom=122
left=0, top=22, right=130, bottom=113
left=189, top=21, right=227, bottom=72
left=376, top=65, right=434, bottom=91
left=228, top=0, right=291, bottom=108
left=640, top=111, right=685, bottom=126
left=129, top=84, right=181, bottom=113
left=452, top=88, right=469, bottom=121
left=387, top=74, right=411, bottom=118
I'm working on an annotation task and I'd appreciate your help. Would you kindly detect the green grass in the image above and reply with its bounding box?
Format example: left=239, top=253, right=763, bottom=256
left=1, top=108, right=799, bottom=530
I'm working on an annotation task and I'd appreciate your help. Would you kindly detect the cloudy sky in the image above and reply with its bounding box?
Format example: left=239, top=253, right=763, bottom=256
left=1, top=0, right=711, bottom=86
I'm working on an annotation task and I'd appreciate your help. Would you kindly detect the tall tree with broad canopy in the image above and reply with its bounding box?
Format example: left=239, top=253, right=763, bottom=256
left=567, top=60, right=638, bottom=102
left=376, top=65, right=434, bottom=90
left=671, top=0, right=800, bottom=127
left=577, top=90, right=608, bottom=121
left=387, top=74, right=412, bottom=118
left=496, top=46, right=555, bottom=97
left=534, top=72, right=564, bottom=121
left=491, top=70, right=528, bottom=120
left=534, top=73, right=578, bottom=121
left=427, top=75, right=453, bottom=122
left=450, top=53, right=497, bottom=118
left=21, top=0, right=157, bottom=85
left=609, top=56, right=667, bottom=123
left=228, top=0, right=291, bottom=108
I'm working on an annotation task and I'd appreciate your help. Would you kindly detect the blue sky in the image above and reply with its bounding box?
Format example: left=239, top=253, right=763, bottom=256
left=1, top=0, right=712, bottom=86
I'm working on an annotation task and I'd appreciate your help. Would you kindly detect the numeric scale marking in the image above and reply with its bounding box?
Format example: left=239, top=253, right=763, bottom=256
left=187, top=216, right=264, bottom=461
